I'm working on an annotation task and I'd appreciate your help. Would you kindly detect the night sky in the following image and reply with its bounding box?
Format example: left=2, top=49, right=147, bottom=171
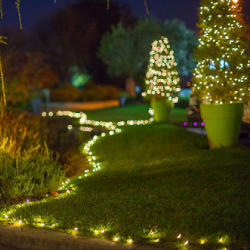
left=0, top=0, right=249, bottom=31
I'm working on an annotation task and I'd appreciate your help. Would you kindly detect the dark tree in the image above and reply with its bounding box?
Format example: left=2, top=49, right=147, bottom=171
left=0, top=28, right=58, bottom=107
left=32, top=0, right=136, bottom=85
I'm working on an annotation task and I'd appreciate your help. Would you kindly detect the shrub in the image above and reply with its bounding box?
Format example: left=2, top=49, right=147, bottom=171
left=0, top=138, right=65, bottom=203
left=80, top=84, right=119, bottom=101
left=50, top=83, right=81, bottom=102
left=0, top=111, right=47, bottom=152
left=50, top=83, right=119, bottom=102
left=0, top=111, right=65, bottom=204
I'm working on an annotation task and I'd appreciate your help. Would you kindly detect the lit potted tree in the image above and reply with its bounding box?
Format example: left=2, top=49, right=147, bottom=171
left=192, top=0, right=250, bottom=149
left=142, top=36, right=181, bottom=122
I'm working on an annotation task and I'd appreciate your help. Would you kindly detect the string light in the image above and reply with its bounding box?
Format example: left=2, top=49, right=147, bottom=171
left=15, top=0, right=22, bottom=30
left=0, top=109, right=235, bottom=249
left=200, top=238, right=207, bottom=244
left=192, top=0, right=250, bottom=104
left=142, top=36, right=181, bottom=104
left=0, top=54, right=6, bottom=106
left=177, top=234, right=182, bottom=239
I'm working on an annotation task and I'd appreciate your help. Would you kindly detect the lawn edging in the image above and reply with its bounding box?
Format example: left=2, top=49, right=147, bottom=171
left=0, top=224, right=167, bottom=250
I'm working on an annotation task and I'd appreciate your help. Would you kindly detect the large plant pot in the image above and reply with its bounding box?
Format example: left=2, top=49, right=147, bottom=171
left=150, top=100, right=173, bottom=122
left=200, top=103, right=244, bottom=149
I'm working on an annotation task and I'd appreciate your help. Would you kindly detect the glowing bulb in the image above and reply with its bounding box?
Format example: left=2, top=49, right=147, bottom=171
left=200, top=239, right=207, bottom=244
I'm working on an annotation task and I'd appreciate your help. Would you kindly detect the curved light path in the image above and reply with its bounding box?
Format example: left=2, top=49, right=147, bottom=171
left=0, top=110, right=228, bottom=249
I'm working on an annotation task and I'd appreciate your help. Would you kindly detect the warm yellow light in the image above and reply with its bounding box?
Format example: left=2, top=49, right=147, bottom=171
left=200, top=239, right=207, bottom=244
left=232, top=0, right=238, bottom=3
left=219, top=237, right=224, bottom=243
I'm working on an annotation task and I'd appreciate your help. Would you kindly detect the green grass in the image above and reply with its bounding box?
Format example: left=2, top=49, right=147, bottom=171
left=83, top=104, right=187, bottom=123
left=2, top=106, right=250, bottom=250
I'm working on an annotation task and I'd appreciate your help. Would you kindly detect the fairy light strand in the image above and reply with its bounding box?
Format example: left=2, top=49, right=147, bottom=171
left=0, top=54, right=6, bottom=106
left=15, top=0, right=22, bottom=30
left=192, top=0, right=250, bottom=104
left=142, top=36, right=181, bottom=103
left=144, top=0, right=149, bottom=15
left=0, top=0, right=3, bottom=19
left=0, top=110, right=233, bottom=248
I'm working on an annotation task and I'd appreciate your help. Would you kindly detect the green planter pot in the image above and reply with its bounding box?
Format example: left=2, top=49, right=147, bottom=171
left=200, top=103, right=244, bottom=149
left=150, top=100, right=173, bottom=122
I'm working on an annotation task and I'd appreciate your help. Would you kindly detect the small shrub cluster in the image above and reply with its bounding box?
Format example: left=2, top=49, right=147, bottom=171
left=0, top=111, right=47, bottom=151
left=80, top=84, right=119, bottom=101
left=0, top=111, right=65, bottom=204
left=0, top=138, right=65, bottom=203
left=50, top=83, right=119, bottom=102
left=50, top=84, right=80, bottom=102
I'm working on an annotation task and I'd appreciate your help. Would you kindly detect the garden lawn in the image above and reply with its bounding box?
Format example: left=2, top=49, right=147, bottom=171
left=83, top=104, right=187, bottom=123
left=3, top=111, right=250, bottom=250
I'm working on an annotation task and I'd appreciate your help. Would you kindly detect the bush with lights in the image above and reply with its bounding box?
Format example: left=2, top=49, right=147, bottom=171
left=192, top=0, right=250, bottom=104
left=192, top=0, right=250, bottom=148
left=142, top=36, right=181, bottom=102
left=142, top=36, right=181, bottom=122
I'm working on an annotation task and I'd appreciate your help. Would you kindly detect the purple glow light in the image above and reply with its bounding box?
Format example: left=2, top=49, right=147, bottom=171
left=201, top=122, right=204, bottom=126
left=183, top=122, right=187, bottom=126
left=194, top=122, right=198, bottom=126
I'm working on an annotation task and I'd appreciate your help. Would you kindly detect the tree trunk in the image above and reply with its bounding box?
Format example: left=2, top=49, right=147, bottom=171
left=125, top=77, right=136, bottom=97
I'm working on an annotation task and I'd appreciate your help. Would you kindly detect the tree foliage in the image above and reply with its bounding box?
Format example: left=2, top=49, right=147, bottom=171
left=192, top=0, right=250, bottom=104
left=98, top=17, right=197, bottom=85
left=33, top=0, right=135, bottom=84
left=142, top=36, right=180, bottom=102
left=0, top=29, right=58, bottom=107
left=98, top=23, right=140, bottom=78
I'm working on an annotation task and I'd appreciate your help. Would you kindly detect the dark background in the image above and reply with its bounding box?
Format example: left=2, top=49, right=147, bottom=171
left=0, top=0, right=249, bottom=31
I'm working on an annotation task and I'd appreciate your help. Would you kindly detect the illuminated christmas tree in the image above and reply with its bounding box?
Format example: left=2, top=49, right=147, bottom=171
left=192, top=0, right=250, bottom=104
left=142, top=36, right=180, bottom=103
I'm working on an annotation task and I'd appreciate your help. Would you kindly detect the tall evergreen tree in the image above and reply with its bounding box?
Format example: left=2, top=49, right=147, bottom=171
left=142, top=36, right=180, bottom=103
left=192, top=0, right=250, bottom=104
